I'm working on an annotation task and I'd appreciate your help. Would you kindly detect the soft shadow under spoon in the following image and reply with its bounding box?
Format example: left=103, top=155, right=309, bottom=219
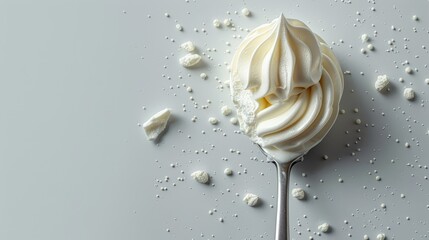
left=258, top=145, right=304, bottom=240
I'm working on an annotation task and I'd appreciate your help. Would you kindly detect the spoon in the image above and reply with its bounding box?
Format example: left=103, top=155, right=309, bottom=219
left=258, top=145, right=304, bottom=240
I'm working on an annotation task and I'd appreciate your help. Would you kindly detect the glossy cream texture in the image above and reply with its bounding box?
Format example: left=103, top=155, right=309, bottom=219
left=230, top=14, right=344, bottom=161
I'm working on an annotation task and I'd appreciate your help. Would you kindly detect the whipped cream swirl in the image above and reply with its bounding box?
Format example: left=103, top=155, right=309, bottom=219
left=230, top=14, right=344, bottom=162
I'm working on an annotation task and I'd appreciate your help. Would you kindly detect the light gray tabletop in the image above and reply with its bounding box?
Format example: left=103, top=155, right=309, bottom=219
left=1, top=0, right=428, bottom=239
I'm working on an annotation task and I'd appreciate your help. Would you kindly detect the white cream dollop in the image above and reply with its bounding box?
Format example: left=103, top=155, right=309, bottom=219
left=230, top=14, right=344, bottom=162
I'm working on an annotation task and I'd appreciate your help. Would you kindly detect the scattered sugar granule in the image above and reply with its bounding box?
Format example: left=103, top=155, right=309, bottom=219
left=223, top=18, right=232, bottom=27
left=425, top=78, right=429, bottom=84
left=213, top=19, right=221, bottom=28
left=412, top=15, right=419, bottom=21
left=179, top=53, right=201, bottom=67
left=318, top=223, right=330, bottom=233
left=243, top=193, right=259, bottom=206
left=224, top=168, right=233, bottom=176
left=291, top=188, right=305, bottom=200
left=175, top=24, right=183, bottom=31
left=208, top=117, right=218, bottom=125
left=191, top=170, right=210, bottom=184
left=241, top=8, right=250, bottom=16
left=221, top=105, right=232, bottom=116
left=376, top=233, right=386, bottom=240
left=355, top=118, right=362, bottom=125
left=361, top=33, right=370, bottom=43
left=180, top=41, right=195, bottom=52
left=403, top=88, right=415, bottom=100
left=143, top=108, right=171, bottom=141
left=367, top=44, right=375, bottom=51
left=363, top=234, right=369, bottom=240
left=186, top=86, right=193, bottom=92
left=360, top=48, right=367, bottom=54
left=375, top=75, right=390, bottom=92
left=405, top=66, right=413, bottom=74
left=230, top=117, right=238, bottom=125
left=200, top=73, right=208, bottom=80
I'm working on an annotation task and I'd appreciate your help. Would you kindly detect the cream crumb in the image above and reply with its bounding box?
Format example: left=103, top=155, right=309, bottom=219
left=221, top=105, right=232, bottom=116
left=191, top=170, right=209, bottom=184
left=243, top=193, right=259, bottom=206
left=180, top=41, right=195, bottom=52
left=291, top=188, right=305, bottom=200
left=179, top=53, right=201, bottom=67
left=403, top=88, right=415, bottom=100
left=375, top=75, right=389, bottom=92
left=318, top=223, right=330, bottom=233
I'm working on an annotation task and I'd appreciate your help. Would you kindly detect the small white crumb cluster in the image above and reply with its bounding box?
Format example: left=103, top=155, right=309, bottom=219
left=224, top=168, right=233, bottom=176
left=223, top=18, right=232, bottom=27
left=241, top=8, right=251, bottom=16
left=143, top=108, right=171, bottom=141
left=403, top=87, right=415, bottom=100
left=179, top=53, right=201, bottom=67
left=361, top=33, right=370, bottom=43
left=213, top=19, right=221, bottom=28
left=243, top=193, right=259, bottom=206
left=180, top=41, right=195, bottom=52
left=208, top=117, right=218, bottom=125
left=191, top=170, right=210, bottom=184
left=221, top=105, right=232, bottom=116
left=376, top=233, right=386, bottom=240
left=291, top=188, right=305, bottom=200
left=318, top=223, right=330, bottom=233
left=375, top=75, right=390, bottom=92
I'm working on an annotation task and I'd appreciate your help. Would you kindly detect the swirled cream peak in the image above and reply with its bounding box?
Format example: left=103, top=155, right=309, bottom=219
left=230, top=14, right=344, bottom=162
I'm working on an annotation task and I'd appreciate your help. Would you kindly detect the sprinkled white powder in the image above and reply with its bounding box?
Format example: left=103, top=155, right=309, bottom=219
left=403, top=88, right=415, bottom=100
left=241, top=8, right=250, bottom=16
left=213, top=19, right=221, bottom=28
left=200, top=73, right=208, bottom=80
left=230, top=117, right=238, bottom=125
left=224, top=168, right=233, bottom=176
left=318, top=223, right=330, bottom=233
left=405, top=66, right=413, bottom=74
left=375, top=75, right=390, bottom=92
left=361, top=33, right=370, bottom=43
left=221, top=105, right=232, bottom=116
left=179, top=53, right=201, bottom=67
left=243, top=193, right=259, bottom=206
left=191, top=170, right=209, bottom=184
left=376, top=233, right=386, bottom=240
left=208, top=117, right=218, bottom=125
left=143, top=108, right=171, bottom=141
left=291, top=188, right=305, bottom=200
left=180, top=41, right=195, bottom=52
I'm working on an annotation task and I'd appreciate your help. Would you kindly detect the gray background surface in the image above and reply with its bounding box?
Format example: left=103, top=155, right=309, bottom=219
left=1, top=0, right=428, bottom=239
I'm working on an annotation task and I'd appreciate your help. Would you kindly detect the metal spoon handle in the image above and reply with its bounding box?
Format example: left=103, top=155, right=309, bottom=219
left=274, top=160, right=294, bottom=240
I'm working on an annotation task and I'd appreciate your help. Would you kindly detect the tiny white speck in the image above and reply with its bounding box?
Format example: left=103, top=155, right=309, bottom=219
left=200, top=73, right=208, bottom=80
left=376, top=233, right=385, bottom=240
left=361, top=33, right=370, bottom=43
left=230, top=117, right=238, bottom=125
left=223, top=18, right=232, bottom=27
left=213, top=19, right=221, bottom=28
left=405, top=142, right=410, bottom=148
left=221, top=105, right=232, bottom=116
left=241, top=8, right=250, bottom=16
left=367, top=44, right=375, bottom=51
left=175, top=24, right=183, bottom=31
left=405, top=66, right=413, bottom=74
left=224, top=168, right=233, bottom=176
